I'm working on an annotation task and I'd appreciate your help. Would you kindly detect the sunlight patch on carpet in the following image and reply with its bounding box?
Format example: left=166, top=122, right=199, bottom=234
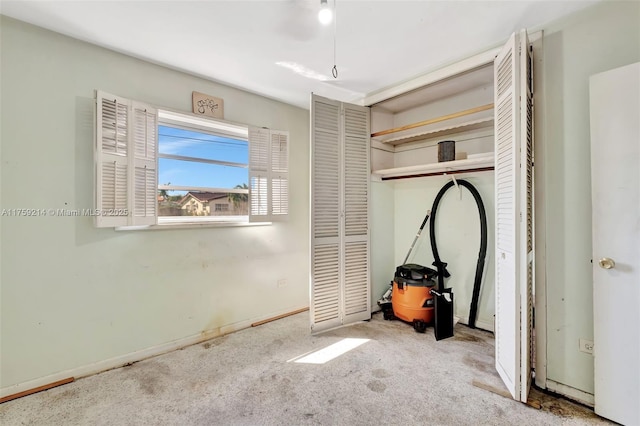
left=287, top=338, right=370, bottom=364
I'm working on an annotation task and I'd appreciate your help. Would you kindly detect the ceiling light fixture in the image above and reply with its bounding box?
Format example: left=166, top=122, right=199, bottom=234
left=318, top=0, right=338, bottom=79
left=318, top=0, right=333, bottom=25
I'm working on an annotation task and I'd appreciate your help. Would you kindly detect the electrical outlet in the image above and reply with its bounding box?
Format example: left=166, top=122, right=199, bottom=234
left=277, top=279, right=287, bottom=288
left=579, top=339, right=594, bottom=354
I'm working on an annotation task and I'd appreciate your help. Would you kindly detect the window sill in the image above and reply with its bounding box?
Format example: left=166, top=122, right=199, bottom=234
left=115, top=217, right=272, bottom=231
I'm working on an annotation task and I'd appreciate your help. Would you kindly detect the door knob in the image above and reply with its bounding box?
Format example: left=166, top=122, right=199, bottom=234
left=598, top=257, right=616, bottom=269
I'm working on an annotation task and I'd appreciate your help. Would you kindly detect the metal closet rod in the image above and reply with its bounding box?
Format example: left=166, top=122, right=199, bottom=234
left=370, top=103, right=494, bottom=138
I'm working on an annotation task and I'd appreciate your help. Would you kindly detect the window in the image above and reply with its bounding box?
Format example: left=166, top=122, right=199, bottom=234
left=157, top=110, right=250, bottom=223
left=95, top=90, right=289, bottom=228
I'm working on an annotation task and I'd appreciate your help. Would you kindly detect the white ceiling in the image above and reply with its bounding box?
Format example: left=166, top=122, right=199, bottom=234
left=1, top=0, right=598, bottom=109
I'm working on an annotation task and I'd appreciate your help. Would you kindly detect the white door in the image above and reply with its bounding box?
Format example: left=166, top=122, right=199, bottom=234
left=590, top=62, right=640, bottom=426
left=494, top=29, right=534, bottom=402
left=310, top=94, right=371, bottom=333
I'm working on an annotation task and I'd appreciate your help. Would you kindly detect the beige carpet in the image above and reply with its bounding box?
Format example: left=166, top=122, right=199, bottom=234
left=0, top=311, right=610, bottom=425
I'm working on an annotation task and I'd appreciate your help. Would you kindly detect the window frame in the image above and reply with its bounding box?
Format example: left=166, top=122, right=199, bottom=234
left=94, top=90, right=289, bottom=230
left=156, top=109, right=251, bottom=225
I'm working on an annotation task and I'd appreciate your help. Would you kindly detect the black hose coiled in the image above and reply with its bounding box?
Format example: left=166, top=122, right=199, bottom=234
left=429, top=179, right=487, bottom=329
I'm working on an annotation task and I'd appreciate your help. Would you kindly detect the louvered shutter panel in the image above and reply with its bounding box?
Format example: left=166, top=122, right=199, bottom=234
left=311, top=96, right=342, bottom=331
left=342, top=104, right=370, bottom=322
left=131, top=102, right=158, bottom=226
left=96, top=92, right=130, bottom=227
left=270, top=130, right=289, bottom=219
left=249, top=127, right=270, bottom=221
left=494, top=30, right=533, bottom=403
left=310, top=95, right=370, bottom=332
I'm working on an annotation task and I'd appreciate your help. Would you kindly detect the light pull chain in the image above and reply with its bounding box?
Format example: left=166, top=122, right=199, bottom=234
left=332, top=0, right=338, bottom=79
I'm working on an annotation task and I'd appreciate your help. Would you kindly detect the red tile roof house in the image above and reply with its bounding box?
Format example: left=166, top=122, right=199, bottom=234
left=178, top=192, right=237, bottom=216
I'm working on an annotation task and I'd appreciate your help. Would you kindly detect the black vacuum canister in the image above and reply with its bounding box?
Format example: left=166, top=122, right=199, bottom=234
left=432, top=288, right=454, bottom=341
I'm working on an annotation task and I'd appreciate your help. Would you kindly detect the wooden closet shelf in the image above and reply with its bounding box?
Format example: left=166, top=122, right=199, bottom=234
left=377, top=117, right=494, bottom=146
left=371, top=103, right=494, bottom=138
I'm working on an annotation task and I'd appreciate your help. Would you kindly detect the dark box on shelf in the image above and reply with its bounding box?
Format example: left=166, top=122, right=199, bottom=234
left=438, top=140, right=456, bottom=162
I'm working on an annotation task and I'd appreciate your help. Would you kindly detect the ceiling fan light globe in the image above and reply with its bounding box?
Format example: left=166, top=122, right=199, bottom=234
left=318, top=8, right=333, bottom=25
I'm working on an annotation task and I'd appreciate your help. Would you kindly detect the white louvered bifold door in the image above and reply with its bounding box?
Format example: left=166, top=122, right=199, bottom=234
left=310, top=94, right=370, bottom=333
left=342, top=104, right=370, bottom=324
left=96, top=92, right=130, bottom=227
left=494, top=31, right=520, bottom=401
left=249, top=127, right=270, bottom=221
left=131, top=102, right=158, bottom=226
left=494, top=30, right=534, bottom=403
left=311, top=96, right=342, bottom=332
left=518, top=30, right=534, bottom=404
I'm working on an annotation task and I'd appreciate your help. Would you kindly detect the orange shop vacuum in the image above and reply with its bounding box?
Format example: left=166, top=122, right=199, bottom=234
left=377, top=178, right=487, bottom=341
left=378, top=211, right=438, bottom=333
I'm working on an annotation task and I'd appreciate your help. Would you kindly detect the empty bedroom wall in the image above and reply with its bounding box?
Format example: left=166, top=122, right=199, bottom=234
left=0, top=17, right=309, bottom=393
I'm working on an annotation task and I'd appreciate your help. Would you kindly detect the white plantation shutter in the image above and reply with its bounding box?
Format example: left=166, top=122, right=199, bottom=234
left=101, top=162, right=128, bottom=209
left=248, top=127, right=289, bottom=222
left=494, top=30, right=533, bottom=403
left=271, top=131, right=289, bottom=217
left=132, top=102, right=158, bottom=225
left=95, top=91, right=158, bottom=228
left=96, top=92, right=130, bottom=227
left=250, top=175, right=268, bottom=217
left=310, top=94, right=370, bottom=332
left=249, top=127, right=269, bottom=220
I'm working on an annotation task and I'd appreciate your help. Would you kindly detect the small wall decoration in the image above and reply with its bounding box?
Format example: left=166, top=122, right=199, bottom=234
left=192, top=91, right=224, bottom=119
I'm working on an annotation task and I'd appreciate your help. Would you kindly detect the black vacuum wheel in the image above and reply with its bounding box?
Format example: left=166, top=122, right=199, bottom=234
left=382, top=309, right=394, bottom=321
left=413, top=319, right=427, bottom=333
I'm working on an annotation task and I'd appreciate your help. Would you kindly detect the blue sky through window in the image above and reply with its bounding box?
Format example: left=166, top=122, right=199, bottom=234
left=158, top=125, right=248, bottom=189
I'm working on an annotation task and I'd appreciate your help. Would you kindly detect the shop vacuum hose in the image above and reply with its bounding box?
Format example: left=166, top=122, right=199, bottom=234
left=429, top=179, right=487, bottom=329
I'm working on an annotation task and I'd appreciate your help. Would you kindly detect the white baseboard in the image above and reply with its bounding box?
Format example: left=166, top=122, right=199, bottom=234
left=0, top=305, right=308, bottom=400
left=545, top=379, right=595, bottom=407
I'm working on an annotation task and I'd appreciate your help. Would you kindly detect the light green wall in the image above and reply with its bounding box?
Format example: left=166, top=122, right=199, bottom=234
left=370, top=181, right=395, bottom=307
left=540, top=0, right=640, bottom=394
left=0, top=17, right=309, bottom=388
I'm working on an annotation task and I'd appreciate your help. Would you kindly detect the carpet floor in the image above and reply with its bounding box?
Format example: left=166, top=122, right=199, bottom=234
left=0, top=311, right=610, bottom=425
